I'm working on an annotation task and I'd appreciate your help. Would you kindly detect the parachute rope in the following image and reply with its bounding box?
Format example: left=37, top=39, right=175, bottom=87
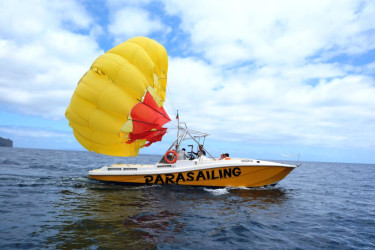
left=166, top=85, right=177, bottom=120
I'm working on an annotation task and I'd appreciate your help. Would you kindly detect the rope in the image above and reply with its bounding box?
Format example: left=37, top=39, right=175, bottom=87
left=166, top=84, right=177, bottom=120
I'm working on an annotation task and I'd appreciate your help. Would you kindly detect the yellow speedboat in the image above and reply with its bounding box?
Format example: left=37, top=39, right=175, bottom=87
left=89, top=123, right=298, bottom=187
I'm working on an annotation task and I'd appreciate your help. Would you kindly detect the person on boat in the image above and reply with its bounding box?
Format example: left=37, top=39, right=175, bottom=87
left=177, top=148, right=189, bottom=160
left=219, top=153, right=230, bottom=160
left=224, top=153, right=231, bottom=160
left=193, top=145, right=206, bottom=157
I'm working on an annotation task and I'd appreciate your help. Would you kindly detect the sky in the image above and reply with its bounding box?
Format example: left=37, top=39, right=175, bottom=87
left=0, top=0, right=375, bottom=164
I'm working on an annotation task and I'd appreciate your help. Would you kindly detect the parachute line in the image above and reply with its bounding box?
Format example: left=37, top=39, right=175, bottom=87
left=166, top=85, right=177, bottom=119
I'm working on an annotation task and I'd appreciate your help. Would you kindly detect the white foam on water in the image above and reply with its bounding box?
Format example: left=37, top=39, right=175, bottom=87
left=203, top=187, right=229, bottom=195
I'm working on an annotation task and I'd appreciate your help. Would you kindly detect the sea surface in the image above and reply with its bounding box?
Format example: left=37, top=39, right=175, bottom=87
left=0, top=147, right=374, bottom=249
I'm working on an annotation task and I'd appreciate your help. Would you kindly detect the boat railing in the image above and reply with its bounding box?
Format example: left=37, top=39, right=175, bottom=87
left=158, top=122, right=216, bottom=163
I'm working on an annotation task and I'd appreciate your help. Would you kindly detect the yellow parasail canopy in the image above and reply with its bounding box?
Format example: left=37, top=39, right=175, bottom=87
left=65, top=37, right=170, bottom=157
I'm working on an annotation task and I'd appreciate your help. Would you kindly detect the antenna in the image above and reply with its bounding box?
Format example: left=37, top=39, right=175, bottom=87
left=297, top=153, right=301, bottom=167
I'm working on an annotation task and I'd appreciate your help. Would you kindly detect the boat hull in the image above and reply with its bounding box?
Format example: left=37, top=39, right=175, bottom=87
left=89, top=165, right=295, bottom=188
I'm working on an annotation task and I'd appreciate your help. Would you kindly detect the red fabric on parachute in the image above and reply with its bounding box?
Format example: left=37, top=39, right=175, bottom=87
left=126, top=91, right=170, bottom=147
left=127, top=128, right=168, bottom=146
left=143, top=129, right=167, bottom=147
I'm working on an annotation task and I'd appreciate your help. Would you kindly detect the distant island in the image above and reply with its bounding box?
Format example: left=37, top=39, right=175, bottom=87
left=0, top=136, right=13, bottom=147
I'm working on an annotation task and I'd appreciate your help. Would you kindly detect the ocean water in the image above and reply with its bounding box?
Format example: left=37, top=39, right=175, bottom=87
left=0, top=147, right=374, bottom=249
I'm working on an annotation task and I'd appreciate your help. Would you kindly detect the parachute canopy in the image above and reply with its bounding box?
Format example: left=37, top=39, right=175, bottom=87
left=65, top=37, right=170, bottom=157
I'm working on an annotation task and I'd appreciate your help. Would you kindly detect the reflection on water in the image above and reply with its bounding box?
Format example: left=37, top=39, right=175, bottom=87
left=46, top=181, right=288, bottom=248
left=231, top=188, right=288, bottom=207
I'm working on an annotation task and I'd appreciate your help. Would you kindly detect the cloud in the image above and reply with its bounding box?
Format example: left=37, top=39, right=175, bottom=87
left=166, top=56, right=375, bottom=150
left=0, top=125, right=82, bottom=150
left=0, top=0, right=103, bottom=119
left=0, top=126, right=66, bottom=138
left=163, top=0, right=375, bottom=66
left=0, top=0, right=93, bottom=39
left=108, top=6, right=169, bottom=43
left=158, top=0, right=375, bottom=154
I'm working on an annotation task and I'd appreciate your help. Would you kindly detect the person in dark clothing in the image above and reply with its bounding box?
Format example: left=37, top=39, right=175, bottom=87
left=194, top=145, right=206, bottom=157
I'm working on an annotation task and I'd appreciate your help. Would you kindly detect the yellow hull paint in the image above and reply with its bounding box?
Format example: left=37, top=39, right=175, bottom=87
left=88, top=166, right=294, bottom=188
